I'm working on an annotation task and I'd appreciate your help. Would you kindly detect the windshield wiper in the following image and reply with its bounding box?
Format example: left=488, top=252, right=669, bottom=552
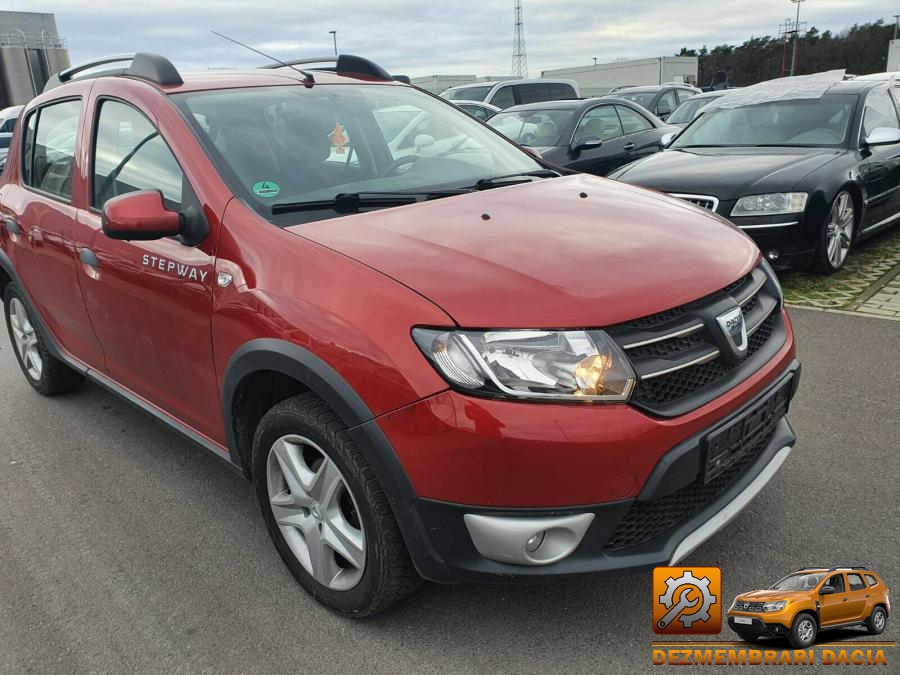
left=271, top=189, right=473, bottom=215
left=472, top=169, right=561, bottom=190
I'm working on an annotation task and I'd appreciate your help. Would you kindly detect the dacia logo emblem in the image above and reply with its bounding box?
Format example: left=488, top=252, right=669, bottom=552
left=715, top=306, right=748, bottom=358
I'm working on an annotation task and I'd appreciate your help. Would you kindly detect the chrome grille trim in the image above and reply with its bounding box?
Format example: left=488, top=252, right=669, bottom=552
left=621, top=321, right=704, bottom=350
left=669, top=193, right=720, bottom=212
left=638, top=349, right=721, bottom=380
left=737, top=273, right=766, bottom=306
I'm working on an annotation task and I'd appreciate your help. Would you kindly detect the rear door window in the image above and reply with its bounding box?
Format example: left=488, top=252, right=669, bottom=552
left=847, top=574, right=866, bottom=592
left=22, top=99, right=81, bottom=201
left=0, top=117, right=17, bottom=133
left=516, top=83, right=551, bottom=105
left=864, top=574, right=878, bottom=587
left=549, top=83, right=577, bottom=100
left=616, top=105, right=654, bottom=134
left=490, top=86, right=516, bottom=109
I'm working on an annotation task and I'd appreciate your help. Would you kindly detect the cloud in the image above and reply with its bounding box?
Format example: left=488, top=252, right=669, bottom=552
left=4, top=0, right=892, bottom=77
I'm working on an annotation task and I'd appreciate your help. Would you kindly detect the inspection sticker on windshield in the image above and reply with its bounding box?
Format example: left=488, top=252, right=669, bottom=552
left=331, top=121, right=347, bottom=154
left=253, top=181, right=280, bottom=198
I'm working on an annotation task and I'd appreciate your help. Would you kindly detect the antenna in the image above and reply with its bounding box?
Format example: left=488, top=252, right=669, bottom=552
left=211, top=30, right=315, bottom=85
left=512, top=0, right=528, bottom=79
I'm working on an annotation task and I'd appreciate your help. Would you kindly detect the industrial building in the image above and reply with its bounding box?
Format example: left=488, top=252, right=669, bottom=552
left=410, top=74, right=521, bottom=94
left=0, top=11, right=70, bottom=108
left=541, top=56, right=698, bottom=97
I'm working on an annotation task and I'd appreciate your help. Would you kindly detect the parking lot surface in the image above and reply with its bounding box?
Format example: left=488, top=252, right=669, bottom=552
left=0, top=307, right=897, bottom=674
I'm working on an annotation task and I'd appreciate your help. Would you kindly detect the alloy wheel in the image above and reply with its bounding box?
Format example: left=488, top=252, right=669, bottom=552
left=798, top=618, right=814, bottom=645
left=9, top=298, right=42, bottom=380
left=874, top=611, right=885, bottom=631
left=266, top=435, right=366, bottom=591
left=825, top=192, right=854, bottom=270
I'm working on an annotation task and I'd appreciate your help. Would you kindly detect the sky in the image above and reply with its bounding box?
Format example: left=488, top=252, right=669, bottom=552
left=7, top=0, right=896, bottom=78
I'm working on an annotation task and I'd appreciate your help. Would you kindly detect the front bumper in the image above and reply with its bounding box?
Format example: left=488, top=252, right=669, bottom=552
left=727, top=614, right=792, bottom=638
left=400, top=361, right=799, bottom=583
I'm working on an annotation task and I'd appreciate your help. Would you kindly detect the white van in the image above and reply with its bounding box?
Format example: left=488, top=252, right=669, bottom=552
left=440, top=79, right=579, bottom=110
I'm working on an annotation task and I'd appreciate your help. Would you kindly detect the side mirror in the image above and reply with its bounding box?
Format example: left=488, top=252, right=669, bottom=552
left=414, top=133, right=435, bottom=150
left=657, top=106, right=672, bottom=119
left=660, top=132, right=677, bottom=147
left=863, top=127, right=900, bottom=148
left=819, top=585, right=835, bottom=596
left=102, top=190, right=182, bottom=241
left=570, top=136, right=602, bottom=154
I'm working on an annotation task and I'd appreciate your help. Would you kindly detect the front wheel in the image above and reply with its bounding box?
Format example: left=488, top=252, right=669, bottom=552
left=815, top=191, right=855, bottom=274
left=252, top=393, right=420, bottom=617
left=788, top=613, right=818, bottom=649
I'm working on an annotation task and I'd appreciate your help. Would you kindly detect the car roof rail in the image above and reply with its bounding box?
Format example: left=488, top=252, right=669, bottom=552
left=44, top=52, right=183, bottom=93
left=258, top=54, right=392, bottom=81
left=795, top=567, right=828, bottom=572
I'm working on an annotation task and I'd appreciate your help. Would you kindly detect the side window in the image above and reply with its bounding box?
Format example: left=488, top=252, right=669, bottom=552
left=864, top=574, right=878, bottom=587
left=656, top=90, right=678, bottom=116
left=549, top=83, right=577, bottom=100
left=676, top=89, right=696, bottom=105
left=92, top=100, right=183, bottom=210
left=0, top=117, right=17, bottom=133
left=517, top=83, right=551, bottom=105
left=826, top=574, right=845, bottom=593
left=616, top=105, right=654, bottom=135
left=575, top=106, right=623, bottom=143
left=22, top=99, right=81, bottom=200
left=863, top=87, right=900, bottom=138
left=490, top=86, right=516, bottom=110
left=468, top=106, right=488, bottom=121
left=847, top=574, right=866, bottom=592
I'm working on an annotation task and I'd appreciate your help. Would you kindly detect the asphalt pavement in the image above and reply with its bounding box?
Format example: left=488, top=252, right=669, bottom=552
left=0, top=307, right=897, bottom=674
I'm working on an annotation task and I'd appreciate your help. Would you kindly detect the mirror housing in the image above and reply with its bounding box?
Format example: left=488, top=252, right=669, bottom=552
left=413, top=133, right=435, bottom=150
left=570, top=136, right=602, bottom=155
left=660, top=131, right=677, bottom=147
left=102, top=190, right=182, bottom=241
left=819, top=585, right=836, bottom=596
left=863, top=127, right=900, bottom=148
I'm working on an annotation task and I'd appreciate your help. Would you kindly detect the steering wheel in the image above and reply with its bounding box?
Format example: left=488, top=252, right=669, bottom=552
left=382, top=154, right=420, bottom=177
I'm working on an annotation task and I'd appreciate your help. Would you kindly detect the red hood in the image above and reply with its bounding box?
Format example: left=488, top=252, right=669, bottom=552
left=289, top=174, right=759, bottom=328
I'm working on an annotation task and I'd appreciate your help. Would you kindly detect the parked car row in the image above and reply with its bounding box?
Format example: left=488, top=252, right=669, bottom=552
left=440, top=78, right=579, bottom=109
left=601, top=83, right=703, bottom=121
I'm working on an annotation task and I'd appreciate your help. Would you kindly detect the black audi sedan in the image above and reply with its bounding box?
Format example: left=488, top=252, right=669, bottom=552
left=609, top=78, right=900, bottom=273
left=487, top=98, right=675, bottom=177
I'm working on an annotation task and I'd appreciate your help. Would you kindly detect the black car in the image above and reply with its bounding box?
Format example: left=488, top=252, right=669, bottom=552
left=603, top=83, right=702, bottom=121
left=487, top=98, right=675, bottom=177
left=609, top=78, right=900, bottom=273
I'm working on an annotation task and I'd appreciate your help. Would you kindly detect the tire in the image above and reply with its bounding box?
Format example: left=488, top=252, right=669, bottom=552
left=866, top=606, right=887, bottom=636
left=788, top=612, right=818, bottom=649
left=3, top=284, right=84, bottom=395
left=252, top=392, right=421, bottom=617
left=815, top=190, right=856, bottom=274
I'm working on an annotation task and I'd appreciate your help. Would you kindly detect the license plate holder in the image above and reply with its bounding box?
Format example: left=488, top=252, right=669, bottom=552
left=733, top=616, right=753, bottom=625
left=704, top=377, right=792, bottom=483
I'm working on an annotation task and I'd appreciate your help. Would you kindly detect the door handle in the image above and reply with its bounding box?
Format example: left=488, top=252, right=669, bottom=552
left=79, top=248, right=100, bottom=268
left=843, top=598, right=848, bottom=602
left=4, top=217, right=20, bottom=235
left=624, top=143, right=636, bottom=151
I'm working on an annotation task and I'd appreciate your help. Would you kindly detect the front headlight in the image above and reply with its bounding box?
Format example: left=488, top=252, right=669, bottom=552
left=763, top=601, right=787, bottom=612
left=412, top=328, right=636, bottom=401
left=731, top=192, right=808, bottom=217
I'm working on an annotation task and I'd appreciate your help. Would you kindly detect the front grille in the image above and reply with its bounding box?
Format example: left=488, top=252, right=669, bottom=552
left=605, top=377, right=790, bottom=551
left=669, top=193, right=719, bottom=212
left=607, top=265, right=783, bottom=415
left=733, top=601, right=765, bottom=612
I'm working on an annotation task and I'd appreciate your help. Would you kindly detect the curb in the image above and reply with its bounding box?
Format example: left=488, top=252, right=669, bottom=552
left=845, top=260, right=900, bottom=311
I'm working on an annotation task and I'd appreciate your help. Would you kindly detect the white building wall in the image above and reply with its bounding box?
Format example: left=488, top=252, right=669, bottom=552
left=888, top=40, right=900, bottom=72
left=410, top=74, right=477, bottom=94
left=541, top=57, right=698, bottom=97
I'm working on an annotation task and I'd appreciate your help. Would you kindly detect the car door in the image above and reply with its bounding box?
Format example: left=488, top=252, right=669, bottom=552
left=845, top=573, right=870, bottom=622
left=72, top=90, right=221, bottom=440
left=655, top=89, right=679, bottom=121
left=858, top=85, right=900, bottom=231
left=0, top=90, right=105, bottom=369
left=616, top=105, right=664, bottom=161
left=818, top=574, right=852, bottom=626
left=568, top=104, right=632, bottom=176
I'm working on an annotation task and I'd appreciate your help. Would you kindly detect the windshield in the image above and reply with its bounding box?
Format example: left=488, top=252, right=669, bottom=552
left=488, top=109, right=573, bottom=147
left=610, top=92, right=656, bottom=107
left=667, top=96, right=720, bottom=124
left=174, top=84, right=541, bottom=224
left=441, top=85, right=492, bottom=102
left=672, top=94, right=857, bottom=148
left=768, top=573, right=825, bottom=591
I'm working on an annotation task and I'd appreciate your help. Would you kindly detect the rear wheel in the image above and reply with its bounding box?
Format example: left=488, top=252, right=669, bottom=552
left=788, top=612, right=818, bottom=648
left=815, top=191, right=855, bottom=274
left=866, top=606, right=887, bottom=635
left=3, top=284, right=84, bottom=395
left=252, top=393, right=420, bottom=617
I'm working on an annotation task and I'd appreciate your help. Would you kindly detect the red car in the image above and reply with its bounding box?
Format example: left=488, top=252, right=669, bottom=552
left=0, top=53, right=799, bottom=616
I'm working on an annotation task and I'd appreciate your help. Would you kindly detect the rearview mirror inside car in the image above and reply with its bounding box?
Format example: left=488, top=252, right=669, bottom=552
left=819, top=585, right=835, bottom=595
left=102, top=190, right=182, bottom=241
left=863, top=127, right=900, bottom=148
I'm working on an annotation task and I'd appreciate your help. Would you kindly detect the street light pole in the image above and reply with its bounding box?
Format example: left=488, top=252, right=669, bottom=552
left=894, top=14, right=899, bottom=41
left=329, top=30, right=337, bottom=56
left=789, top=0, right=804, bottom=76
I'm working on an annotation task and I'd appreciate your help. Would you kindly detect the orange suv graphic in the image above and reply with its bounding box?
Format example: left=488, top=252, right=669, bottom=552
left=727, top=567, right=890, bottom=648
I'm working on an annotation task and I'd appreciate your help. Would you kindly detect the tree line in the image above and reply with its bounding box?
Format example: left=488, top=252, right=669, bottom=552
left=677, top=19, right=895, bottom=87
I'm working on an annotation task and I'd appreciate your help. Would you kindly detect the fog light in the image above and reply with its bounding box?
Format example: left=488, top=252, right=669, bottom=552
left=525, top=531, right=545, bottom=553
left=767, top=250, right=780, bottom=261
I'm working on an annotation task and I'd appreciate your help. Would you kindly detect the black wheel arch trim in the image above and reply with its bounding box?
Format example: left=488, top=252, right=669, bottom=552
left=221, top=338, right=454, bottom=583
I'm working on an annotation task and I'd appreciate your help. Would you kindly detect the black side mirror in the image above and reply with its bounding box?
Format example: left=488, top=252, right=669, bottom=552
left=819, top=585, right=835, bottom=595
left=657, top=107, right=672, bottom=119
left=570, top=136, right=602, bottom=155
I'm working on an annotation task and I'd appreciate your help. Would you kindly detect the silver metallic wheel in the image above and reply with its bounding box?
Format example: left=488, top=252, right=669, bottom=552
left=798, top=618, right=814, bottom=644
left=266, top=434, right=366, bottom=591
left=8, top=298, right=42, bottom=380
left=825, top=191, right=854, bottom=270
left=874, top=610, right=885, bottom=631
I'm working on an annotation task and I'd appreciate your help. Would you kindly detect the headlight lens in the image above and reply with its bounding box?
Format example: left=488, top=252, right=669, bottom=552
left=763, top=601, right=787, bottom=612
left=731, top=192, right=808, bottom=216
left=413, top=328, right=636, bottom=401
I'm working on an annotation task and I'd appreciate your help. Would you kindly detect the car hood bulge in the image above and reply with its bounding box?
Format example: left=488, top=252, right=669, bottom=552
left=289, top=174, right=758, bottom=328
left=612, top=147, right=843, bottom=199
left=737, top=590, right=809, bottom=602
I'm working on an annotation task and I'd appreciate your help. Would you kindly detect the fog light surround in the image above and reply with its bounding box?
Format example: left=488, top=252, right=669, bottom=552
left=464, top=513, right=595, bottom=566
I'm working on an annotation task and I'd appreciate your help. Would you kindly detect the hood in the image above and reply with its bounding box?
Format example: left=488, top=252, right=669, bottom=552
left=738, top=590, right=809, bottom=602
left=612, top=146, right=842, bottom=199
left=288, top=174, right=758, bottom=328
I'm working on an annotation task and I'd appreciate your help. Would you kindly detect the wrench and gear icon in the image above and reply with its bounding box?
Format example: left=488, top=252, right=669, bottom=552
left=657, top=570, right=717, bottom=629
